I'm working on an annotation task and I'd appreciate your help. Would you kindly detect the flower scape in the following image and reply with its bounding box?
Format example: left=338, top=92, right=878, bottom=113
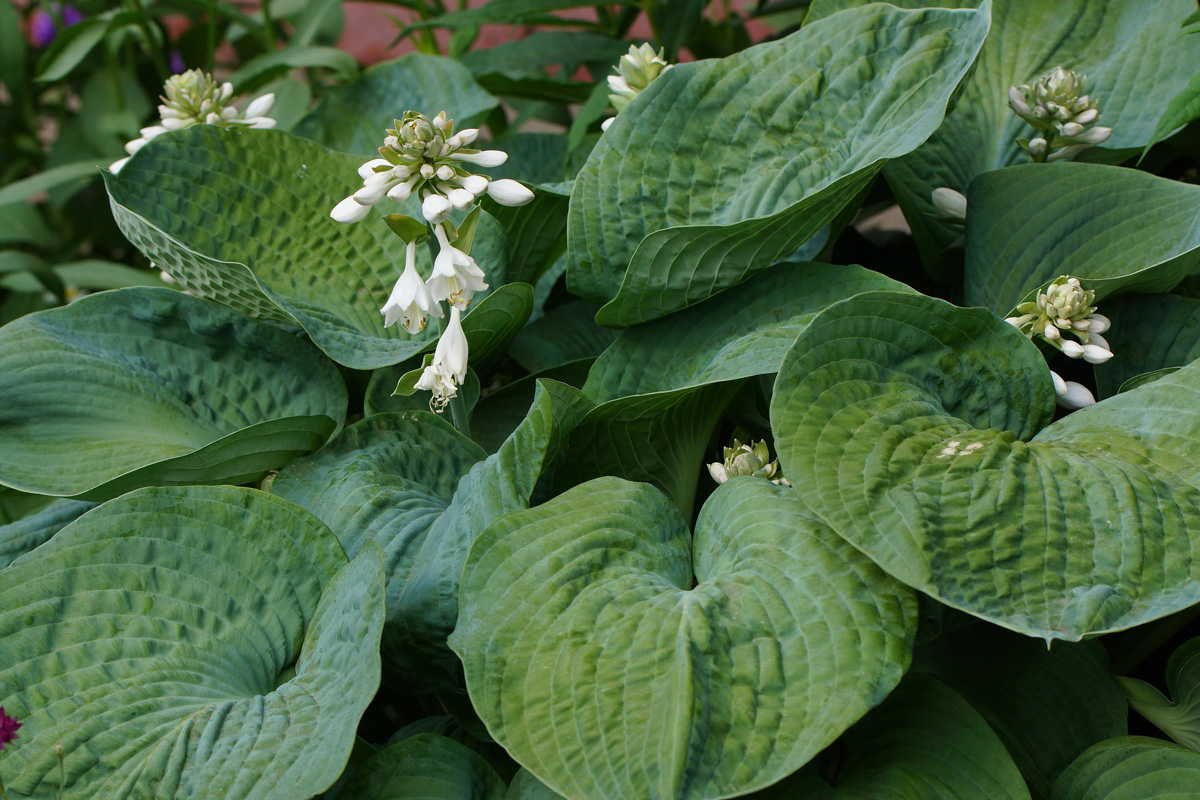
left=2, top=2, right=1200, bottom=799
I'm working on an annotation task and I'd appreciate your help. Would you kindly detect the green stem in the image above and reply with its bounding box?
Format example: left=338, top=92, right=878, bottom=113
left=261, top=0, right=277, bottom=50
left=128, top=0, right=169, bottom=81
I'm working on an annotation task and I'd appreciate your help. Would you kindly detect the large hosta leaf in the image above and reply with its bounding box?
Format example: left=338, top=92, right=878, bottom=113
left=104, top=125, right=509, bottom=369
left=0, top=287, right=346, bottom=500
left=0, top=499, right=95, bottom=567
left=1096, top=293, right=1200, bottom=399
left=1052, top=737, right=1200, bottom=800
left=0, top=486, right=384, bottom=799
left=753, top=674, right=1031, bottom=799
left=963, top=163, right=1200, bottom=313
left=293, top=53, right=498, bottom=156
left=913, top=625, right=1127, bottom=798
left=809, top=0, right=1200, bottom=279
left=772, top=290, right=1200, bottom=640
left=450, top=477, right=917, bottom=800
left=337, top=733, right=507, bottom=799
left=271, top=380, right=590, bottom=689
left=566, top=1, right=990, bottom=326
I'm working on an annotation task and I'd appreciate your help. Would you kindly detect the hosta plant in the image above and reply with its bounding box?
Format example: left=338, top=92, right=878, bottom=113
left=2, top=0, right=1200, bottom=798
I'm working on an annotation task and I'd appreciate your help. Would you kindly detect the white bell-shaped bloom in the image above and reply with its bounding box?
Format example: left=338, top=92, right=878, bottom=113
left=427, top=223, right=488, bottom=309
left=486, top=179, right=535, bottom=207
left=381, top=241, right=443, bottom=333
left=415, top=305, right=469, bottom=411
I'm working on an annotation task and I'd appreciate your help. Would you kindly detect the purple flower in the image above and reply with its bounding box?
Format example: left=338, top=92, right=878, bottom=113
left=169, top=50, right=186, bottom=75
left=27, top=4, right=84, bottom=48
left=0, top=707, right=20, bottom=750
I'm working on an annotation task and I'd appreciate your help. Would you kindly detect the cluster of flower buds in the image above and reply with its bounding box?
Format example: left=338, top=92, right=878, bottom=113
left=110, top=69, right=276, bottom=173
left=708, top=439, right=792, bottom=487
left=331, top=110, right=534, bottom=412
left=1008, top=66, right=1112, bottom=162
left=602, top=43, right=671, bottom=131
left=1007, top=276, right=1114, bottom=365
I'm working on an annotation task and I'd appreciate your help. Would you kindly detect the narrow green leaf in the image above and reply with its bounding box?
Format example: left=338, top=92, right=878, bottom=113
left=0, top=159, right=107, bottom=206
left=34, top=11, right=140, bottom=82
left=230, top=45, right=357, bottom=93
left=459, top=31, right=631, bottom=75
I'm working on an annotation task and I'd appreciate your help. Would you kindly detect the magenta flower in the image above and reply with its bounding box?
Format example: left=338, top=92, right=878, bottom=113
left=0, top=707, right=20, bottom=750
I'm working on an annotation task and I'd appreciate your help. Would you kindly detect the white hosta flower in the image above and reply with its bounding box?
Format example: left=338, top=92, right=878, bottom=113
left=416, top=306, right=469, bottom=411
left=111, top=70, right=275, bottom=173
left=427, top=223, right=488, bottom=309
left=931, top=187, right=967, bottom=221
left=1009, top=66, right=1111, bottom=163
left=381, top=241, right=443, bottom=333
left=605, top=43, right=671, bottom=120
left=1010, top=275, right=1115, bottom=360
left=708, top=439, right=791, bottom=487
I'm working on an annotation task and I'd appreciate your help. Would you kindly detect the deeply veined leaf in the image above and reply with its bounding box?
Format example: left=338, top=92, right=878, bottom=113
left=1095, top=293, right=1200, bottom=399
left=451, top=477, right=917, bottom=800
left=567, top=1, right=991, bottom=326
left=1052, top=737, right=1200, bottom=800
left=1119, top=637, right=1200, bottom=752
left=271, top=381, right=590, bottom=688
left=913, top=625, right=1128, bottom=797
left=337, top=733, right=507, bottom=799
left=963, top=163, right=1200, bottom=313
left=0, top=486, right=385, bottom=799
left=807, top=0, right=1200, bottom=280
left=104, top=125, right=509, bottom=369
left=753, top=674, right=1031, bottom=799
left=293, top=54, right=498, bottom=156
left=772, top=290, right=1200, bottom=640
left=0, top=287, right=346, bottom=500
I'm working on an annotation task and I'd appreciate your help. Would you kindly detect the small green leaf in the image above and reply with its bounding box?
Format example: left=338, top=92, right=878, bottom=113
left=229, top=45, right=357, bottom=93
left=383, top=214, right=429, bottom=244
left=34, top=11, right=142, bottom=82
left=392, top=353, right=436, bottom=397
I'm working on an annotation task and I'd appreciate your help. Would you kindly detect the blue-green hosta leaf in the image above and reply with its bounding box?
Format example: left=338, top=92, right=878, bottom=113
left=0, top=486, right=384, bottom=800
left=567, top=2, right=990, bottom=326
left=0, top=499, right=95, bottom=568
left=509, top=299, right=616, bottom=374
left=809, top=0, right=1200, bottom=280
left=0, top=287, right=346, bottom=500
left=450, top=477, right=917, bottom=800
left=913, top=625, right=1128, bottom=798
left=1052, top=737, right=1200, bottom=800
left=963, top=163, right=1200, bottom=313
left=772, top=290, right=1200, bottom=640
left=1144, top=69, right=1200, bottom=154
left=271, top=380, right=590, bottom=689
left=1096, top=293, right=1200, bottom=399
left=752, top=674, right=1031, bottom=800
left=293, top=53, right=498, bottom=156
left=1119, top=636, right=1200, bottom=752
left=104, top=125, right=509, bottom=369
left=337, top=733, right=506, bottom=799
left=583, top=262, right=912, bottom=402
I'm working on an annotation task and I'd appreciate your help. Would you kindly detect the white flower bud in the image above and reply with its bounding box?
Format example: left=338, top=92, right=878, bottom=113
left=1086, top=313, right=1110, bottom=334
left=331, top=195, right=372, bottom=223
left=1081, top=344, right=1113, bottom=364
left=460, top=174, right=489, bottom=196
left=486, top=179, right=535, bottom=207
left=357, top=158, right=391, bottom=179
left=708, top=462, right=729, bottom=484
left=244, top=93, right=275, bottom=119
left=1050, top=370, right=1067, bottom=396
left=448, top=188, right=476, bottom=210
left=1061, top=340, right=1085, bottom=358
left=1073, top=108, right=1099, bottom=125
left=1044, top=324, right=1061, bottom=340
left=1057, top=381, right=1096, bottom=410
left=456, top=128, right=479, bottom=146
left=1074, top=126, right=1112, bottom=145
left=387, top=176, right=418, bottom=202
left=436, top=165, right=456, bottom=181
left=420, top=163, right=436, bottom=179
left=422, top=193, right=453, bottom=224
left=451, top=150, right=508, bottom=167
left=930, top=187, right=967, bottom=220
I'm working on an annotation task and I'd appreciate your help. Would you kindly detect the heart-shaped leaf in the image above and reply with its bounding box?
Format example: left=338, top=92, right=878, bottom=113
left=0, top=287, right=346, bottom=500
left=963, top=163, right=1200, bottom=313
left=1119, top=636, right=1200, bottom=752
left=451, top=477, right=917, bottom=800
left=913, top=625, right=1128, bottom=798
left=566, top=1, right=991, bottom=326
left=336, top=732, right=507, bottom=799
left=104, top=125, right=509, bottom=369
left=0, top=485, right=384, bottom=799
left=1052, top=737, right=1200, bottom=800
left=293, top=53, right=498, bottom=156
left=772, top=290, right=1200, bottom=640
left=808, top=0, right=1200, bottom=280
left=272, top=380, right=590, bottom=689
left=754, top=674, right=1031, bottom=800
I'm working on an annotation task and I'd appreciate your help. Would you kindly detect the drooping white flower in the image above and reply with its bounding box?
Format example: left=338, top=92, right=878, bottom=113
left=415, top=305, right=469, bottom=411
left=381, top=241, right=443, bottom=334
left=427, top=223, right=488, bottom=309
